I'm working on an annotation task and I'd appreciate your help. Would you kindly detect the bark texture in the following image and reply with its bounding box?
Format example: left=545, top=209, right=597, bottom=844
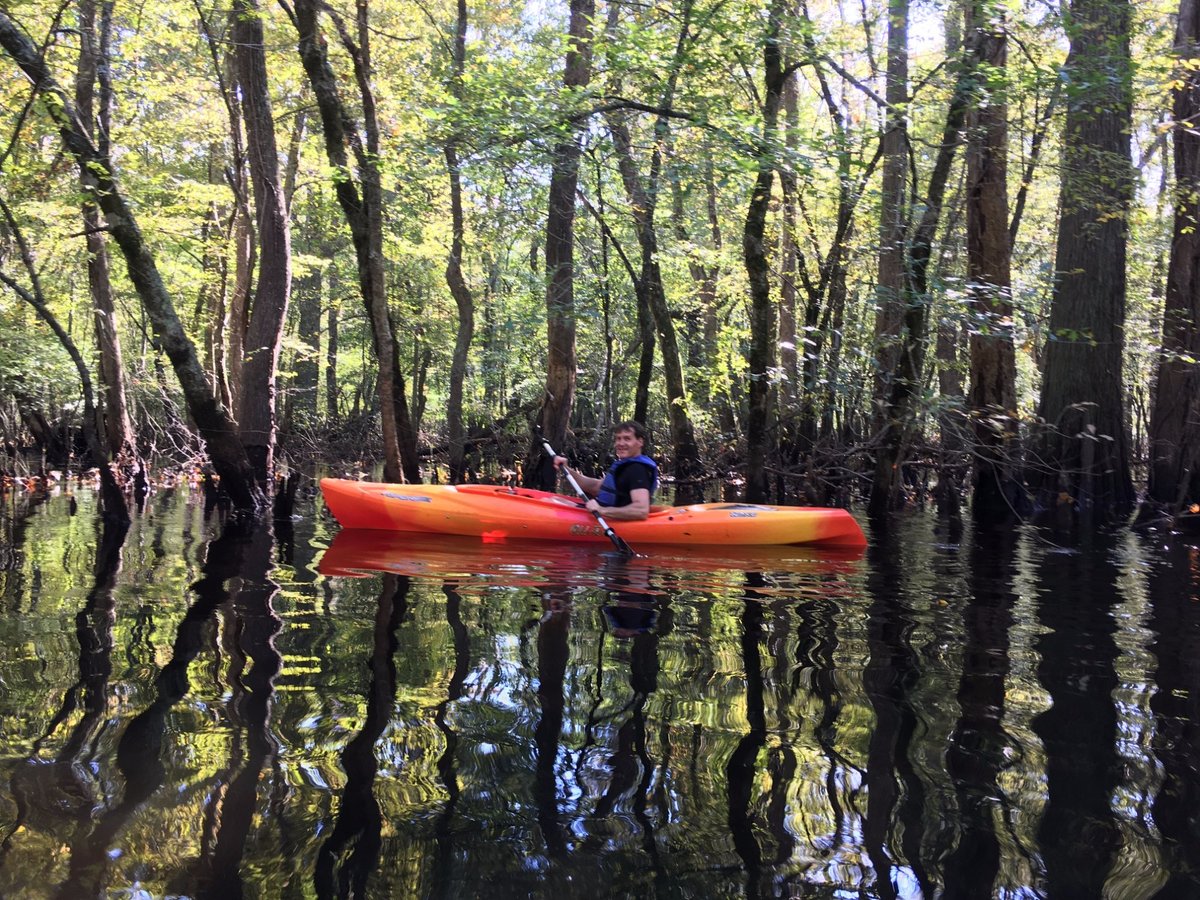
left=292, top=0, right=421, bottom=483
left=742, top=0, right=787, bottom=503
left=965, top=0, right=1018, bottom=519
left=444, top=0, right=475, bottom=484
left=872, top=0, right=910, bottom=429
left=1147, top=0, right=1200, bottom=511
left=233, top=0, right=292, bottom=484
left=1031, top=0, right=1135, bottom=521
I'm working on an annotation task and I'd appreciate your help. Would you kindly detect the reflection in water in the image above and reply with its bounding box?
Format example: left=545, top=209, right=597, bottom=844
left=4, top=492, right=1200, bottom=896
left=862, top=529, right=931, bottom=899
left=1032, top=534, right=1122, bottom=896
left=940, top=522, right=1020, bottom=896
left=1148, top=540, right=1200, bottom=896
left=534, top=590, right=570, bottom=862
left=314, top=573, right=409, bottom=898
left=726, top=574, right=767, bottom=897
left=432, top=582, right=469, bottom=898
left=195, top=521, right=283, bottom=898
left=57, top=518, right=257, bottom=896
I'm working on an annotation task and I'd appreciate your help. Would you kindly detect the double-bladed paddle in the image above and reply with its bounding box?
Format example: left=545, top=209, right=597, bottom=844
left=538, top=431, right=636, bottom=557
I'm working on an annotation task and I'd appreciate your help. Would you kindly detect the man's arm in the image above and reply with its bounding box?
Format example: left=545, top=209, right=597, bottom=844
left=586, top=488, right=650, bottom=520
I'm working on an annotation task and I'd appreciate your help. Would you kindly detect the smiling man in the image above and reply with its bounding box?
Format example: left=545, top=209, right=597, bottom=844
left=552, top=421, right=659, bottom=521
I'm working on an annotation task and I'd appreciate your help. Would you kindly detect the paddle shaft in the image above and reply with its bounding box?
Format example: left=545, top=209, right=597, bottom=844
left=539, top=436, right=635, bottom=556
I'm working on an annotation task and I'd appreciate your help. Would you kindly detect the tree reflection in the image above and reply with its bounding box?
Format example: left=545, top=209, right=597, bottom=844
left=862, top=528, right=932, bottom=899
left=940, top=522, right=1019, bottom=895
left=533, top=591, right=570, bottom=859
left=432, top=582, right=470, bottom=898
left=193, top=521, right=283, bottom=897
left=55, top=518, right=253, bottom=897
left=1147, top=539, right=1200, bottom=895
left=726, top=573, right=767, bottom=897
left=1032, top=533, right=1121, bottom=894
left=0, top=517, right=127, bottom=886
left=314, top=573, right=410, bottom=898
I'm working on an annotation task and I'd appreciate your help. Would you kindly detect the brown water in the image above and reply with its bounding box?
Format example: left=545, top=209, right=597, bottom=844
left=1, top=483, right=1198, bottom=898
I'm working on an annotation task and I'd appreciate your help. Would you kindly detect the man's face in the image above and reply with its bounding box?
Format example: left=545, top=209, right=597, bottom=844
left=613, top=428, right=644, bottom=459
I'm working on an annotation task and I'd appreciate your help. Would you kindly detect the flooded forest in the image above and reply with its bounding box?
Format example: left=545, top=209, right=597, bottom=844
left=3, top=0, right=1200, bottom=896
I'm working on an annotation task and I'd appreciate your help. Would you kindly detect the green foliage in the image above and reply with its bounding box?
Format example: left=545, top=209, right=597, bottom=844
left=0, top=0, right=1185, bottom=486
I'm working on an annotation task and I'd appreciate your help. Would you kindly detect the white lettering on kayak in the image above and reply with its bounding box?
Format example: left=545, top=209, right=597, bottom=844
left=569, top=524, right=606, bottom=536
left=729, top=511, right=758, bottom=518
left=382, top=492, right=433, bottom=503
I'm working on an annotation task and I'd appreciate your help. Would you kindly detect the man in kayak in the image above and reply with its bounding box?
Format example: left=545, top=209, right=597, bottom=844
left=552, top=421, right=659, bottom=521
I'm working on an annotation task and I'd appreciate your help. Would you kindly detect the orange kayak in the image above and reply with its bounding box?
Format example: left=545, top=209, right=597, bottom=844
left=319, top=479, right=867, bottom=548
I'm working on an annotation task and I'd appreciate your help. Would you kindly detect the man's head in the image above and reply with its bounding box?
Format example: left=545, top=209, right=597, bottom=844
left=613, top=420, right=647, bottom=459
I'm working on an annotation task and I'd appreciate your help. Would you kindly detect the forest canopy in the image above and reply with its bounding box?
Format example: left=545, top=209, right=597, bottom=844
left=0, top=0, right=1193, bottom=528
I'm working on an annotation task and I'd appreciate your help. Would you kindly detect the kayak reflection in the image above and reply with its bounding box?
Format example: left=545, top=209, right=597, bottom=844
left=317, top=528, right=865, bottom=591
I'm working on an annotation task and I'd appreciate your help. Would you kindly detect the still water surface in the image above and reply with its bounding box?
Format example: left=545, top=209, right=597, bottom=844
left=1, top=484, right=1199, bottom=898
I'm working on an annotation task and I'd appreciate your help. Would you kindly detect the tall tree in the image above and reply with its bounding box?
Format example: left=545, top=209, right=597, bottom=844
left=443, top=0, right=475, bottom=485
left=1146, top=0, right=1200, bottom=513
left=232, top=0, right=292, bottom=484
left=1031, top=0, right=1135, bottom=522
left=290, top=0, right=421, bottom=483
left=869, top=20, right=978, bottom=517
left=0, top=10, right=265, bottom=512
left=965, top=0, right=1018, bottom=518
left=525, top=0, right=595, bottom=489
left=75, top=0, right=137, bottom=482
left=871, top=0, right=910, bottom=430
left=604, top=0, right=704, bottom=500
left=742, top=0, right=789, bottom=503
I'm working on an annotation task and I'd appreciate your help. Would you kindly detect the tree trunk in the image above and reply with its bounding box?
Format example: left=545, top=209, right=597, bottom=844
left=444, top=0, right=475, bottom=485
left=869, top=28, right=976, bottom=518
left=1031, top=0, right=1135, bottom=523
left=742, top=0, right=787, bottom=503
left=0, top=11, right=265, bottom=513
left=966, top=0, right=1019, bottom=520
left=1146, top=0, right=1200, bottom=512
left=76, top=0, right=136, bottom=476
left=872, top=0, right=910, bottom=430
left=326, top=274, right=339, bottom=422
left=604, top=9, right=705, bottom=496
left=233, top=0, right=292, bottom=485
left=291, top=267, right=321, bottom=425
left=292, top=0, right=420, bottom=483
left=778, top=73, right=801, bottom=414
left=525, top=0, right=595, bottom=489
